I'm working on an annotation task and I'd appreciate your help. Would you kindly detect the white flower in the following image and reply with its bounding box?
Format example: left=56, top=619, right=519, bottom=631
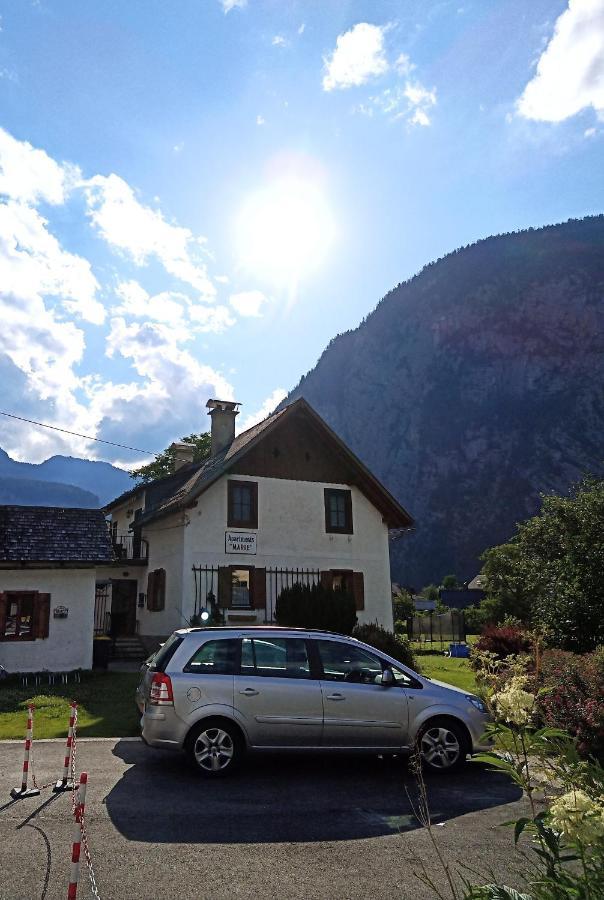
left=491, top=676, right=535, bottom=726
left=549, top=789, right=604, bottom=846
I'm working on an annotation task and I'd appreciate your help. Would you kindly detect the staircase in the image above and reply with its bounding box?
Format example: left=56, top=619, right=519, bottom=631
left=111, top=635, right=147, bottom=663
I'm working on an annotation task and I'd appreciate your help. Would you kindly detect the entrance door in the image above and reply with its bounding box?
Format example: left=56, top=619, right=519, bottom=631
left=110, top=580, right=137, bottom=636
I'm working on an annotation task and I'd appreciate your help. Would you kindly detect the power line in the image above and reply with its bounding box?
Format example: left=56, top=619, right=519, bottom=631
left=0, top=410, right=157, bottom=456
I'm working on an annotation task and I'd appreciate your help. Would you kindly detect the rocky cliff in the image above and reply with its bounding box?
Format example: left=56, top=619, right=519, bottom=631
left=285, top=216, right=604, bottom=587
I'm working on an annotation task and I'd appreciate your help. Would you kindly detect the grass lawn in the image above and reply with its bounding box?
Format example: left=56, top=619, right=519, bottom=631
left=415, top=654, right=478, bottom=693
left=0, top=671, right=140, bottom=740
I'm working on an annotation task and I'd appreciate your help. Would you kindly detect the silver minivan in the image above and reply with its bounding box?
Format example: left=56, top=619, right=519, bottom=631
left=136, top=627, right=489, bottom=777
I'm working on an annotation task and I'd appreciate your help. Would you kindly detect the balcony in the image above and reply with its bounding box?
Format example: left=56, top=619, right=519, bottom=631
left=111, top=533, right=148, bottom=563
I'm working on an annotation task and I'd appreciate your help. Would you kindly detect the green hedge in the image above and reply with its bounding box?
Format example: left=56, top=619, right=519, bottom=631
left=352, top=622, right=418, bottom=670
left=274, top=583, right=357, bottom=634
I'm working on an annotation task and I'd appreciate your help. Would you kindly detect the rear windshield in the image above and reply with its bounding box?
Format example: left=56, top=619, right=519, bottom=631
left=148, top=633, right=183, bottom=672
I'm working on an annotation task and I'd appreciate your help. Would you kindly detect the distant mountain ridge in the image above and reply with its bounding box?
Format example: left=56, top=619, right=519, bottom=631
left=284, top=215, right=604, bottom=587
left=0, top=448, right=132, bottom=507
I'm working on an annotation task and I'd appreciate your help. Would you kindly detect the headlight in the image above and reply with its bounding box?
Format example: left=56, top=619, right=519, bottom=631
left=466, top=694, right=487, bottom=713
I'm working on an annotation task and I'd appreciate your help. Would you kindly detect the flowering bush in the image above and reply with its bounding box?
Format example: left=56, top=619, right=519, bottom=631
left=549, top=788, right=604, bottom=846
left=538, top=649, right=604, bottom=759
left=491, top=675, right=535, bottom=727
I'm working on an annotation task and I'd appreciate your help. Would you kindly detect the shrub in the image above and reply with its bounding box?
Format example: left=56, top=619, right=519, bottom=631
left=274, top=583, right=357, bottom=635
left=538, top=649, right=604, bottom=759
left=352, top=622, right=417, bottom=670
left=463, top=604, right=486, bottom=634
left=473, top=624, right=532, bottom=661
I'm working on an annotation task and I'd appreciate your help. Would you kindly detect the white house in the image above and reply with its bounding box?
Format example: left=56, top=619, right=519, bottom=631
left=0, top=506, right=114, bottom=673
left=103, top=398, right=413, bottom=654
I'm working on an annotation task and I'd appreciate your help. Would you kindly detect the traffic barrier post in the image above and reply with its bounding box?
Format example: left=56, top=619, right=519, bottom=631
left=54, top=701, right=77, bottom=793
left=10, top=704, right=41, bottom=799
left=67, top=772, right=87, bottom=900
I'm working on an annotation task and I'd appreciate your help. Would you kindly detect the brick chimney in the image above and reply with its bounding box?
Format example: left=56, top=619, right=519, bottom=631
left=170, top=441, right=195, bottom=471
left=206, top=399, right=240, bottom=456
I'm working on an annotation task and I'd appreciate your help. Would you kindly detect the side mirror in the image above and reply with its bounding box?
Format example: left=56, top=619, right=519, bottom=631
left=381, top=668, right=394, bottom=687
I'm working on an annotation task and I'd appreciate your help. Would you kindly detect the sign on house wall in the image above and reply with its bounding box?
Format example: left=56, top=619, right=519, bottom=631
left=225, top=531, right=257, bottom=555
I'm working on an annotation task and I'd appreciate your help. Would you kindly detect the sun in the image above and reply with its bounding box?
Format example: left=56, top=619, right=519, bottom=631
left=236, top=176, right=335, bottom=285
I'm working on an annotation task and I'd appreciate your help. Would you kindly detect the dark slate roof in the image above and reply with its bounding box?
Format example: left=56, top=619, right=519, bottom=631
left=0, top=506, right=114, bottom=563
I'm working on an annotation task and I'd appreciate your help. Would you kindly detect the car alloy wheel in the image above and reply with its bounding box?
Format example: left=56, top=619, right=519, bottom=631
left=194, top=726, right=235, bottom=774
left=420, top=724, right=462, bottom=771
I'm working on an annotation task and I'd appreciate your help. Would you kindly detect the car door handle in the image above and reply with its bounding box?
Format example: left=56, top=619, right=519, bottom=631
left=239, top=688, right=259, bottom=696
left=326, top=693, right=345, bottom=701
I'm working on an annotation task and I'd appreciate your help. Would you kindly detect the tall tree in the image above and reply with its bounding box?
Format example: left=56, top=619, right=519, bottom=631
left=480, top=478, right=604, bottom=652
left=130, top=433, right=211, bottom=484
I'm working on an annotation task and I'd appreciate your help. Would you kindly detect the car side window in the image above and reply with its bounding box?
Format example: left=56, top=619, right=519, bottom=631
left=315, top=640, right=383, bottom=684
left=240, top=637, right=311, bottom=679
left=390, top=665, right=417, bottom=688
left=184, top=639, right=237, bottom=674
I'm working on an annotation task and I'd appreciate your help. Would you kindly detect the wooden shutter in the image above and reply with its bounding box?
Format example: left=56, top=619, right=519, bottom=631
left=320, top=570, right=333, bottom=590
left=33, top=592, right=51, bottom=639
left=156, top=569, right=166, bottom=612
left=352, top=572, right=365, bottom=611
left=218, top=567, right=231, bottom=609
left=253, top=568, right=266, bottom=611
left=0, top=592, right=7, bottom=638
left=146, top=571, right=157, bottom=611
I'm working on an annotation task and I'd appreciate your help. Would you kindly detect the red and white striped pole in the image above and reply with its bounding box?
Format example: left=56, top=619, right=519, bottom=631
left=10, top=704, right=40, bottom=799
left=67, top=772, right=87, bottom=900
left=54, top=701, right=77, bottom=793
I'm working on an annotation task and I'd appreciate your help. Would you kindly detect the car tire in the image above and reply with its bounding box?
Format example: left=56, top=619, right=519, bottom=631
left=186, top=719, right=243, bottom=778
left=417, top=717, right=469, bottom=774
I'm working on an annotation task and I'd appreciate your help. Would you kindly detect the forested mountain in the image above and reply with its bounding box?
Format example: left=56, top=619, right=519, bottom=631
left=284, top=216, right=604, bottom=587
left=0, top=448, right=131, bottom=507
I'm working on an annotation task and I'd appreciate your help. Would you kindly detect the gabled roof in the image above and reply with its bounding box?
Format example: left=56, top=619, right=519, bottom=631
left=0, top=506, right=114, bottom=564
left=136, top=398, right=413, bottom=529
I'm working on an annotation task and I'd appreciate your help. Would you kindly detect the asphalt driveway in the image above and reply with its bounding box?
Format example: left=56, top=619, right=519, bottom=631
left=0, top=739, right=528, bottom=900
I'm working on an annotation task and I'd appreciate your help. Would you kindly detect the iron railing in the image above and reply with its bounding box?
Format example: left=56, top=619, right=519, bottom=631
left=94, top=583, right=111, bottom=635
left=112, top=533, right=148, bottom=562
left=191, top=565, right=320, bottom=622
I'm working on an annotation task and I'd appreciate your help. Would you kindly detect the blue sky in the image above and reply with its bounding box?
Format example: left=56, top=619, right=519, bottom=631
left=0, top=0, right=603, bottom=466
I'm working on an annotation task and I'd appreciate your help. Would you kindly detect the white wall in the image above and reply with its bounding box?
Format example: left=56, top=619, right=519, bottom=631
left=177, top=475, right=393, bottom=630
left=0, top=569, right=96, bottom=673
left=136, top=512, right=187, bottom=636
left=107, top=490, right=145, bottom=538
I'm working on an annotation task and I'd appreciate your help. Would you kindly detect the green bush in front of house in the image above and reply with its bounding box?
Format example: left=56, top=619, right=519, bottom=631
left=275, top=582, right=357, bottom=634
left=353, top=622, right=418, bottom=670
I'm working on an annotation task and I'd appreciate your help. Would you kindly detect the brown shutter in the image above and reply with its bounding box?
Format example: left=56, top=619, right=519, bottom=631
left=352, top=572, right=365, bottom=611
left=218, top=566, right=231, bottom=608
left=253, top=567, right=266, bottom=611
left=33, top=592, right=51, bottom=639
left=146, top=571, right=156, bottom=611
left=156, top=569, right=166, bottom=612
left=0, top=592, right=7, bottom=638
left=320, top=570, right=333, bottom=590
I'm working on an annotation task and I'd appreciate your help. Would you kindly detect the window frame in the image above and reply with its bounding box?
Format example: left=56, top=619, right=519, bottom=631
left=324, top=488, right=353, bottom=534
left=239, top=636, right=313, bottom=680
left=1, top=591, right=36, bottom=642
left=229, top=566, right=254, bottom=609
left=227, top=480, right=258, bottom=529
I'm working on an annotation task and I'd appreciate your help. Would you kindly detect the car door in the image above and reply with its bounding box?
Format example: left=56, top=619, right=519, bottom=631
left=314, top=639, right=409, bottom=749
left=234, top=636, right=323, bottom=747
left=171, top=637, right=237, bottom=724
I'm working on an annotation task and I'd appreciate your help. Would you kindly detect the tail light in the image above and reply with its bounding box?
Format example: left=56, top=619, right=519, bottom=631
left=149, top=673, right=174, bottom=706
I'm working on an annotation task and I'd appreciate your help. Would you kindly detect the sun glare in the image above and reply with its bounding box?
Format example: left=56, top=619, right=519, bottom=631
left=236, top=176, right=335, bottom=285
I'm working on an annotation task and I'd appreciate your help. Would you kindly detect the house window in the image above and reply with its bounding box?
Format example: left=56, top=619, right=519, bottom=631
left=324, top=488, right=353, bottom=534
left=231, top=568, right=252, bottom=608
left=227, top=480, right=258, bottom=528
left=0, top=591, right=50, bottom=641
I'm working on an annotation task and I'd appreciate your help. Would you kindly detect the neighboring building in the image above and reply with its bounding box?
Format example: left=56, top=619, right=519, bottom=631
left=439, top=576, right=486, bottom=610
left=0, top=506, right=113, bottom=673
left=413, top=596, right=436, bottom=612
left=103, top=398, right=413, bottom=650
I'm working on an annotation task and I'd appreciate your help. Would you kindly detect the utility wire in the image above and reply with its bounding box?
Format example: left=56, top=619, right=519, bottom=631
left=0, top=410, right=157, bottom=455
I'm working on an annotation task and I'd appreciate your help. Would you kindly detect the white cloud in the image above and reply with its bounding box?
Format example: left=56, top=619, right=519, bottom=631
left=298, top=23, right=306, bottom=36
left=0, top=127, right=77, bottom=206
left=256, top=114, right=265, bottom=126
left=113, top=280, right=189, bottom=324
left=517, top=0, right=604, bottom=122
left=238, top=388, right=287, bottom=432
left=272, top=35, right=289, bottom=48
left=394, top=53, right=414, bottom=76
left=0, top=200, right=104, bottom=323
left=322, top=23, right=390, bottom=92
left=221, top=0, right=246, bottom=12
left=188, top=304, right=236, bottom=332
left=360, top=78, right=437, bottom=126
left=173, top=142, right=184, bottom=154
left=584, top=126, right=598, bottom=136
left=229, top=289, right=268, bottom=317
left=84, top=173, right=216, bottom=300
